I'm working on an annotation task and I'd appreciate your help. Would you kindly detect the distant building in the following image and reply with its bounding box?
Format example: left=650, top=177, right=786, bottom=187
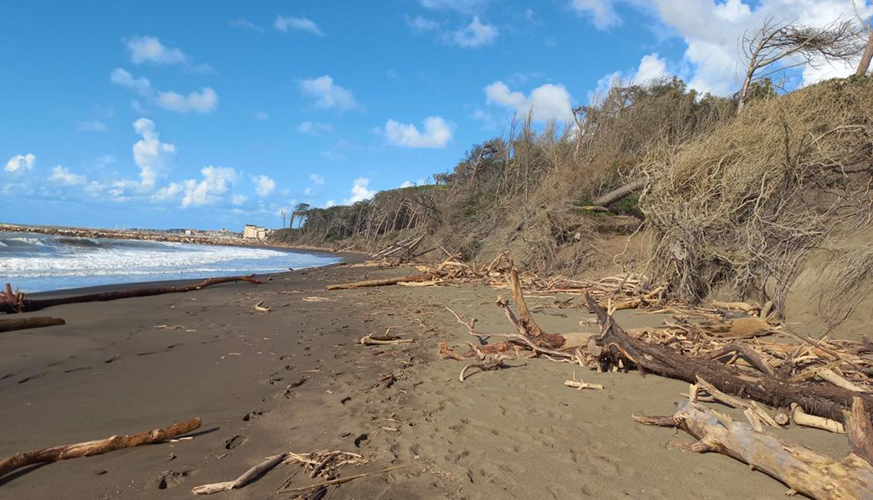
left=243, top=224, right=271, bottom=240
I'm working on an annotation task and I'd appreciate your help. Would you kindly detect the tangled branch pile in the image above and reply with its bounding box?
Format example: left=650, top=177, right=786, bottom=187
left=640, top=77, right=873, bottom=312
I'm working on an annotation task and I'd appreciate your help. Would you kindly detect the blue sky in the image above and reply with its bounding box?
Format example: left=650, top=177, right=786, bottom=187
left=1, top=0, right=868, bottom=230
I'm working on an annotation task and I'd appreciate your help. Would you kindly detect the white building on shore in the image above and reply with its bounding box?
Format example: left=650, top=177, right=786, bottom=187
left=243, top=224, right=271, bottom=240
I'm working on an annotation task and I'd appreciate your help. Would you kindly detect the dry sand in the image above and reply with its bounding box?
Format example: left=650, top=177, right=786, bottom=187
left=0, top=262, right=850, bottom=499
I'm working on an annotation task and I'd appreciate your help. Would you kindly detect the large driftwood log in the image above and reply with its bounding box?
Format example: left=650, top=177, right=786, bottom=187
left=1, top=276, right=261, bottom=314
left=0, top=317, right=65, bottom=332
left=635, top=400, right=873, bottom=499
left=585, top=294, right=873, bottom=422
left=326, top=272, right=436, bottom=291
left=0, top=417, right=201, bottom=478
left=590, top=178, right=647, bottom=207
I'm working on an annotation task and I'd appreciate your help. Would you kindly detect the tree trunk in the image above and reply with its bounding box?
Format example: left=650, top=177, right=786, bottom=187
left=2, top=276, right=261, bottom=314
left=635, top=400, right=873, bottom=499
left=0, top=317, right=65, bottom=332
left=326, top=273, right=436, bottom=291
left=591, top=178, right=647, bottom=207
left=856, top=29, right=873, bottom=77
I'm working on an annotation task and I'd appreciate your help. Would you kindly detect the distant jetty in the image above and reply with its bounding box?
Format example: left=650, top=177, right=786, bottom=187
left=0, top=223, right=263, bottom=249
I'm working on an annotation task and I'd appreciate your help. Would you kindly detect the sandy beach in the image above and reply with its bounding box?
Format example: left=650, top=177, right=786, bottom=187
left=0, top=260, right=851, bottom=499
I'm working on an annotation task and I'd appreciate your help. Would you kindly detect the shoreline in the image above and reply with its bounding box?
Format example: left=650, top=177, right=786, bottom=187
left=0, top=223, right=363, bottom=256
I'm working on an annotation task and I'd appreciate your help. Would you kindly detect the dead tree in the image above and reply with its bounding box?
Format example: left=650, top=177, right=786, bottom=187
left=738, top=17, right=863, bottom=113
left=857, top=26, right=873, bottom=76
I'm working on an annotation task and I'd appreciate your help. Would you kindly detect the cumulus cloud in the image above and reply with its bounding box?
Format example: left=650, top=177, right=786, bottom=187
left=325, top=199, right=336, bottom=208
left=275, top=16, right=324, bottom=36
left=110, top=68, right=152, bottom=96
left=180, top=166, right=238, bottom=207
left=49, top=165, right=86, bottom=185
left=156, top=88, right=218, bottom=114
left=447, top=16, right=498, bottom=48
left=252, top=174, right=276, bottom=197
left=231, top=194, right=248, bottom=205
left=309, top=173, right=325, bottom=185
left=633, top=53, right=671, bottom=83
left=569, top=0, right=620, bottom=30
left=381, top=116, right=454, bottom=148
left=579, top=0, right=873, bottom=95
left=485, top=81, right=574, bottom=122
left=343, top=178, right=376, bottom=204
left=4, top=153, right=35, bottom=174
left=298, top=76, right=359, bottom=111
left=132, top=118, right=176, bottom=190
left=297, top=121, right=334, bottom=134
left=110, top=69, right=219, bottom=114
left=126, top=36, right=187, bottom=65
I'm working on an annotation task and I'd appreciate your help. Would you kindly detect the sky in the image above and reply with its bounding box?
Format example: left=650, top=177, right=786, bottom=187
left=1, top=0, right=870, bottom=230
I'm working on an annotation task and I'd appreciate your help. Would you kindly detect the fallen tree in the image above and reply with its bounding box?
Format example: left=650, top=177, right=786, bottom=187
left=585, top=293, right=873, bottom=422
left=1, top=276, right=261, bottom=314
left=326, top=272, right=436, bottom=291
left=635, top=399, right=873, bottom=499
left=0, top=317, right=65, bottom=332
left=0, top=417, right=201, bottom=478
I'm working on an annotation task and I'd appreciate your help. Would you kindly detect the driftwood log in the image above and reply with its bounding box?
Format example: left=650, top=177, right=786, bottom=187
left=585, top=293, right=873, bottom=422
left=0, top=417, right=201, bottom=478
left=326, top=273, right=436, bottom=291
left=191, top=453, right=287, bottom=495
left=1, top=276, right=261, bottom=314
left=635, top=399, right=873, bottom=499
left=0, top=317, right=65, bottom=333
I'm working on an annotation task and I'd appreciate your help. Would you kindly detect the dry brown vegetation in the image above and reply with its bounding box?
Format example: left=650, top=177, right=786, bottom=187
left=272, top=76, right=873, bottom=324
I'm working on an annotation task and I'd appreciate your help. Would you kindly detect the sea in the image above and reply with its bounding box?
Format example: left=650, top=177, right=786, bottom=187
left=0, top=232, right=342, bottom=293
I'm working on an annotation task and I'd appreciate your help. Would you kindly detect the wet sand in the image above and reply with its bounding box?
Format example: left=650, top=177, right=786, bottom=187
left=0, top=262, right=849, bottom=499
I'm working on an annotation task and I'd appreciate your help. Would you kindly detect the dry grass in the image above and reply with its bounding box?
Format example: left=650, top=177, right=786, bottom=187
left=639, top=77, right=873, bottom=312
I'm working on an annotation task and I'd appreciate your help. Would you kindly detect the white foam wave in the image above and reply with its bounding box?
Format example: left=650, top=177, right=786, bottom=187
left=0, top=243, right=335, bottom=278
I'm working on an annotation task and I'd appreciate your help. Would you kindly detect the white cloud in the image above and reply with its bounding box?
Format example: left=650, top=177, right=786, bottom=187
left=343, top=178, right=376, bottom=204
left=254, top=111, right=269, bottom=120
left=151, top=182, right=184, bottom=202
left=49, top=165, right=86, bottom=185
left=231, top=19, right=265, bottom=33
left=75, top=120, right=107, bottom=132
left=325, top=199, right=336, bottom=208
left=569, top=0, right=620, bottom=30
left=110, top=68, right=152, bottom=96
left=297, top=121, right=334, bottom=134
left=252, top=174, right=276, bottom=197
left=132, top=118, right=176, bottom=190
left=126, top=36, right=188, bottom=65
left=298, top=76, right=359, bottom=111
left=381, top=116, right=454, bottom=148
left=407, top=15, right=440, bottom=31
left=309, top=173, right=325, bottom=185
left=178, top=166, right=237, bottom=207
left=5, top=153, right=35, bottom=174
left=420, top=0, right=490, bottom=12
left=156, top=88, right=218, bottom=114
left=304, top=187, right=312, bottom=195
left=321, top=151, right=345, bottom=162
left=485, top=81, right=574, bottom=122
left=447, top=16, right=498, bottom=48
left=584, top=0, right=873, bottom=95
left=275, top=16, right=324, bottom=36
left=231, top=194, right=248, bottom=205
left=111, top=69, right=218, bottom=114
left=633, top=53, right=670, bottom=83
